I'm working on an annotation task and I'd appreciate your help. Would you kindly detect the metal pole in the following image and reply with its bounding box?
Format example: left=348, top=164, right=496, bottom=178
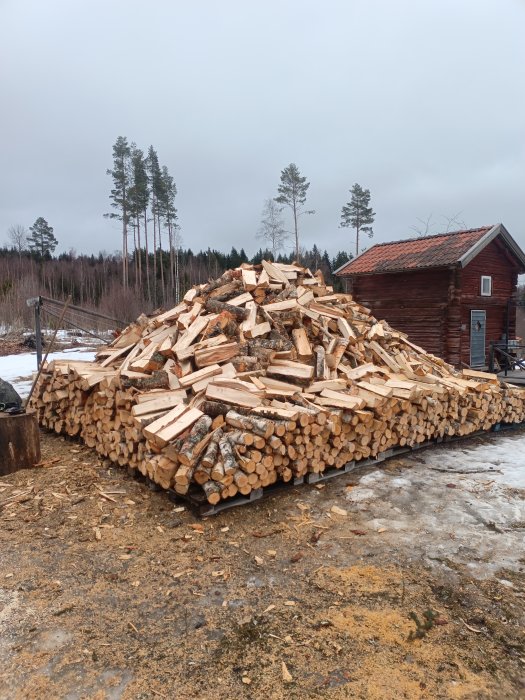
left=26, top=296, right=72, bottom=406
left=34, top=298, right=42, bottom=368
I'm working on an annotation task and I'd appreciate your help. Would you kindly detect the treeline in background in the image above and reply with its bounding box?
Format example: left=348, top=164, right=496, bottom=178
left=0, top=245, right=351, bottom=331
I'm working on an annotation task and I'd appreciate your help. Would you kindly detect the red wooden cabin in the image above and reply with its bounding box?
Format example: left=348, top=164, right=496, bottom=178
left=335, top=224, right=525, bottom=368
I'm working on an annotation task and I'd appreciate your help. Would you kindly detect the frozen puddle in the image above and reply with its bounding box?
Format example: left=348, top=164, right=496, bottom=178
left=343, top=431, right=525, bottom=578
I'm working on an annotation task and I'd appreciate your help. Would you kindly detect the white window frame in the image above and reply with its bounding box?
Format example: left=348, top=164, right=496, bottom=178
left=480, top=275, right=492, bottom=296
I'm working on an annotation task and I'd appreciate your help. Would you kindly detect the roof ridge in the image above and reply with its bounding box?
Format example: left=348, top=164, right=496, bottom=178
left=370, top=226, right=494, bottom=249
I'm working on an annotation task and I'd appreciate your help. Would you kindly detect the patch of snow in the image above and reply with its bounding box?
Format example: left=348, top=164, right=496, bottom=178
left=342, top=432, right=525, bottom=578
left=0, top=348, right=97, bottom=398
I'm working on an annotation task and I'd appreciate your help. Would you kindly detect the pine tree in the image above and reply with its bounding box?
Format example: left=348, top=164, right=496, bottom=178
left=340, top=183, right=375, bottom=257
left=160, top=165, right=178, bottom=301
left=147, top=146, right=164, bottom=305
left=27, top=217, right=58, bottom=258
left=128, top=146, right=150, bottom=296
left=275, top=163, right=314, bottom=261
left=257, top=199, right=288, bottom=258
left=106, top=136, right=131, bottom=288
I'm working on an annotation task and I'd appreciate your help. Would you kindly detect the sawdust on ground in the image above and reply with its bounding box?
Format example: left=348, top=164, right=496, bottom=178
left=0, top=431, right=524, bottom=699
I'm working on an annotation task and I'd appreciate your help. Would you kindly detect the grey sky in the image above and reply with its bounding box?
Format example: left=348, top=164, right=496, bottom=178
left=1, top=0, right=524, bottom=259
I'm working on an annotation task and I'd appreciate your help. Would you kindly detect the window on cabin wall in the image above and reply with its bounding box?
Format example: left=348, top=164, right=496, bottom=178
left=480, top=275, right=492, bottom=296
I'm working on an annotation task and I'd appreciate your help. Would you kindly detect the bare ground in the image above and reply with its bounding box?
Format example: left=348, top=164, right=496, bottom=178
left=0, top=431, right=524, bottom=700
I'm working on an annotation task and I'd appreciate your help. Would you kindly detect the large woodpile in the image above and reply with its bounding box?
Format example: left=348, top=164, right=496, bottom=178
left=30, top=261, right=525, bottom=505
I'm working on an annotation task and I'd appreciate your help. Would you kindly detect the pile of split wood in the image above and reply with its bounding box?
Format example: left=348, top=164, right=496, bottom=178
left=30, top=260, right=525, bottom=505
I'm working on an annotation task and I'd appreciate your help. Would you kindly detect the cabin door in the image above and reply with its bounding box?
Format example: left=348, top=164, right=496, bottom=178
left=470, top=310, right=486, bottom=367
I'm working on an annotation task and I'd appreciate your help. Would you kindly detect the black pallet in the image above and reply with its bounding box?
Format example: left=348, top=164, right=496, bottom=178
left=167, top=473, right=306, bottom=517
left=134, top=420, right=525, bottom=517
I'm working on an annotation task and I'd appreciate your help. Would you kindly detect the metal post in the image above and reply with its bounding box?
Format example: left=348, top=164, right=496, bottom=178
left=34, top=301, right=42, bottom=368
left=26, top=296, right=43, bottom=369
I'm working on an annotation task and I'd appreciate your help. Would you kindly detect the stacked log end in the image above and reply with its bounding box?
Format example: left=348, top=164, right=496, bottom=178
left=29, top=260, right=525, bottom=505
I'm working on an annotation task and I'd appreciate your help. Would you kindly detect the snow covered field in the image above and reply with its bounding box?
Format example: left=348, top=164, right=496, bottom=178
left=0, top=348, right=97, bottom=398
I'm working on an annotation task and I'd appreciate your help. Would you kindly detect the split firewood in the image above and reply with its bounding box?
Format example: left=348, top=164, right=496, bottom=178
left=29, top=258, right=525, bottom=506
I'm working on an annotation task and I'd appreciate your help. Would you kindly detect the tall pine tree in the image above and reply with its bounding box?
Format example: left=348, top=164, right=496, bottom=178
left=275, top=163, right=314, bottom=261
left=27, top=217, right=58, bottom=257
left=147, top=146, right=164, bottom=305
left=128, top=146, right=150, bottom=296
left=340, top=183, right=375, bottom=257
left=160, top=165, right=179, bottom=302
left=106, top=136, right=131, bottom=287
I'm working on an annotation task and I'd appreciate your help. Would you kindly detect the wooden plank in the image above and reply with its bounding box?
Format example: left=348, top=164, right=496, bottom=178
left=205, top=384, right=262, bottom=408
left=308, top=379, right=348, bottom=393
left=179, top=364, right=222, bottom=388
left=173, top=315, right=210, bottom=357
left=319, top=388, right=365, bottom=406
left=309, top=302, right=346, bottom=319
left=154, top=302, right=187, bottom=323
left=143, top=404, right=189, bottom=439
left=263, top=299, right=299, bottom=312
left=292, top=328, right=312, bottom=360
left=369, top=340, right=401, bottom=373
left=267, top=361, right=314, bottom=381
left=242, top=268, right=258, bottom=291
left=99, top=343, right=135, bottom=368
left=149, top=408, right=204, bottom=448
left=261, top=260, right=288, bottom=284
left=131, top=393, right=186, bottom=417
left=357, top=381, right=393, bottom=398
left=245, top=322, right=271, bottom=339
left=227, top=292, right=253, bottom=306
left=194, top=342, right=239, bottom=368
left=257, top=376, right=303, bottom=392
left=337, top=317, right=357, bottom=340
left=461, top=369, right=498, bottom=384
left=135, top=389, right=187, bottom=404
left=240, top=301, right=257, bottom=333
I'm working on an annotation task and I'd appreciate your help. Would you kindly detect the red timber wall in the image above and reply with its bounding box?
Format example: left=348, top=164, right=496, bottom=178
left=348, top=268, right=453, bottom=361
left=458, top=238, right=519, bottom=366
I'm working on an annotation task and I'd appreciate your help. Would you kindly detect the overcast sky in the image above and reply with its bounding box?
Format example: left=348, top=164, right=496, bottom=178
left=1, top=0, right=524, bottom=259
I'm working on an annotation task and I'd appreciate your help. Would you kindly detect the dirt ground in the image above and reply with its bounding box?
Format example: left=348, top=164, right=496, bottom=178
left=1, top=431, right=524, bottom=700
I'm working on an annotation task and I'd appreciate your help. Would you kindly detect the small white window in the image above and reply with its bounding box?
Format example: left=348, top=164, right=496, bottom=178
left=481, top=275, right=492, bottom=296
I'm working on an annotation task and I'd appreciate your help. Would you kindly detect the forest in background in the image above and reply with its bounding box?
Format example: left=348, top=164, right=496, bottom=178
left=0, top=245, right=351, bottom=331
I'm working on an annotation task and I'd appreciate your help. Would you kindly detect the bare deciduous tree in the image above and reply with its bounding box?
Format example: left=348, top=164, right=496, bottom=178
left=411, top=212, right=467, bottom=237
left=257, top=199, right=289, bottom=259
left=7, top=224, right=27, bottom=257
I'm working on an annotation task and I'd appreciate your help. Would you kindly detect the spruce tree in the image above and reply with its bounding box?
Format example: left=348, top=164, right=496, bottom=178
left=275, top=163, right=314, bottom=261
left=340, top=183, right=375, bottom=257
left=106, top=136, right=131, bottom=287
left=332, top=250, right=351, bottom=271
left=27, top=217, right=58, bottom=257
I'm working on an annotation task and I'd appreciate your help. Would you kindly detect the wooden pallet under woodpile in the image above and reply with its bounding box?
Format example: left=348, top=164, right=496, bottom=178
left=29, top=260, right=525, bottom=510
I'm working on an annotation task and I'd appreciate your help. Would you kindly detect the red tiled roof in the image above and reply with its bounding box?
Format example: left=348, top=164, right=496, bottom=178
left=336, top=227, right=495, bottom=276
